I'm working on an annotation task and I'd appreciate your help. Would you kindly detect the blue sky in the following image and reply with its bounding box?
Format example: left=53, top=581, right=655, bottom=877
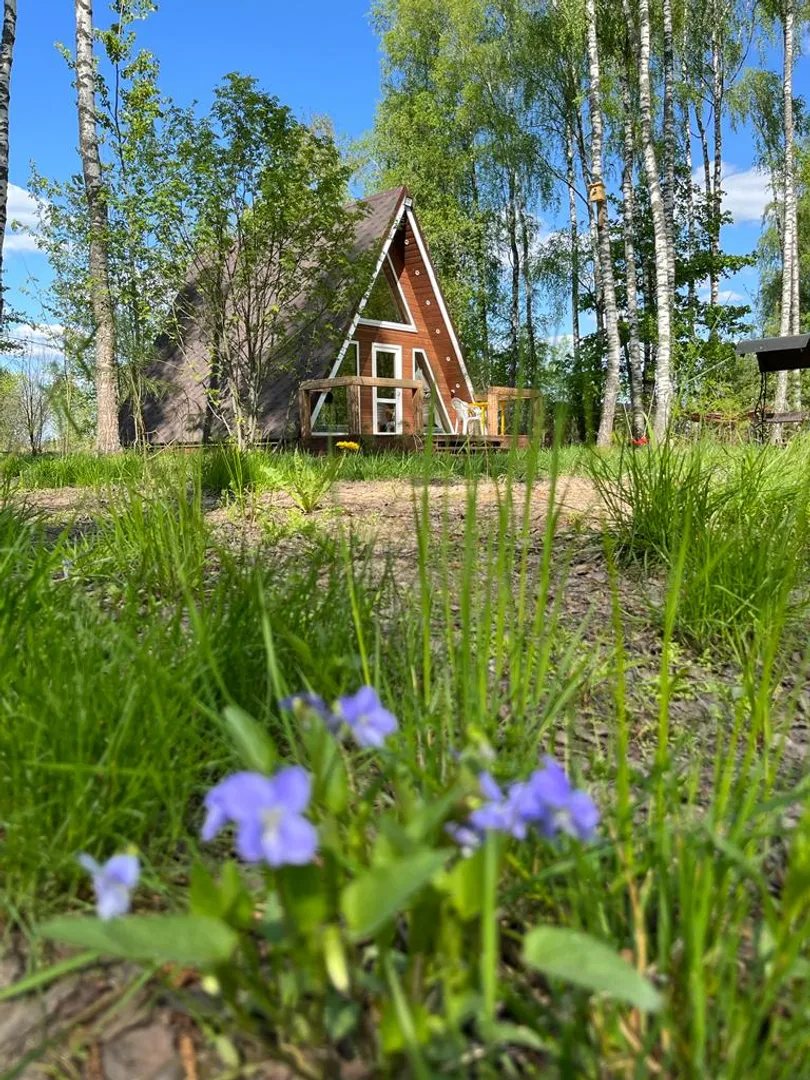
left=4, top=0, right=805, bottom=351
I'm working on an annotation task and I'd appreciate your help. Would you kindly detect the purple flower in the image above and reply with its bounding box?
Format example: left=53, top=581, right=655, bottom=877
left=202, top=767, right=318, bottom=867
left=279, top=692, right=335, bottom=726
left=468, top=773, right=531, bottom=840
left=523, top=757, right=600, bottom=842
left=78, top=853, right=140, bottom=921
left=444, top=821, right=482, bottom=855
left=336, top=686, right=398, bottom=749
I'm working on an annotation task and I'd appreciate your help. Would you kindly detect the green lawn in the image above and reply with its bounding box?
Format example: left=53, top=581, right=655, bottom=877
left=2, top=440, right=809, bottom=1076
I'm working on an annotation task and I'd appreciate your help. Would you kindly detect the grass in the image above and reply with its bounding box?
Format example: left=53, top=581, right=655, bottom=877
left=1, top=442, right=593, bottom=492
left=2, top=439, right=810, bottom=1075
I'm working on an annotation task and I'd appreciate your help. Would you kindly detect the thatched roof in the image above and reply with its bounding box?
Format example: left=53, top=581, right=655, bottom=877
left=136, top=186, right=408, bottom=444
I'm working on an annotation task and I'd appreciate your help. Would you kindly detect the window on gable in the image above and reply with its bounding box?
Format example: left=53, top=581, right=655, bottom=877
left=361, top=267, right=411, bottom=325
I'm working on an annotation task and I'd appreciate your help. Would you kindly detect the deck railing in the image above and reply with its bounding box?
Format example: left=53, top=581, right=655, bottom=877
left=298, top=376, right=424, bottom=439
left=485, top=386, right=542, bottom=436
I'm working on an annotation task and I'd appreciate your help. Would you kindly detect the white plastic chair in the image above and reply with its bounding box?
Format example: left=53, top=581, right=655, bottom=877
left=451, top=397, right=484, bottom=436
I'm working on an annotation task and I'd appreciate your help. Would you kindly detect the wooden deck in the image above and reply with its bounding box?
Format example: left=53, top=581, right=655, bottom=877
left=298, top=376, right=540, bottom=451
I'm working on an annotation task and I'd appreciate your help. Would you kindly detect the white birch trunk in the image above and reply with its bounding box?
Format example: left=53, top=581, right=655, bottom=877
left=75, top=0, right=120, bottom=453
left=586, top=0, right=623, bottom=448
left=620, top=71, right=646, bottom=440
left=710, top=25, right=722, bottom=309
left=662, top=0, right=677, bottom=302
left=682, top=58, right=696, bottom=321
left=566, top=118, right=581, bottom=362
left=638, top=0, right=674, bottom=440
left=773, top=0, right=796, bottom=441
left=0, top=0, right=15, bottom=332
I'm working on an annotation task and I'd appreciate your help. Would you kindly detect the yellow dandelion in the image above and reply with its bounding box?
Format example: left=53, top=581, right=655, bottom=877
left=336, top=440, right=360, bottom=452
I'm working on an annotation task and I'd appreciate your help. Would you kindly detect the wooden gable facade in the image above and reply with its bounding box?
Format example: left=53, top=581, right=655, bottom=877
left=311, top=189, right=475, bottom=438
left=137, top=186, right=474, bottom=446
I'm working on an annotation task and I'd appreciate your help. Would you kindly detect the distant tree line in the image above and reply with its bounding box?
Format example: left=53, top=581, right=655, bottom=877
left=368, top=0, right=808, bottom=443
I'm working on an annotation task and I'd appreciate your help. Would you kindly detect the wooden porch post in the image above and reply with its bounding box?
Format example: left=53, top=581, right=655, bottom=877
left=348, top=383, right=362, bottom=437
left=412, top=384, right=424, bottom=435
left=487, top=387, right=499, bottom=437
left=298, top=388, right=312, bottom=440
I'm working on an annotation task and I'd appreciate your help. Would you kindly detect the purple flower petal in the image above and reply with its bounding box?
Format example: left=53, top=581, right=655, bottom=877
left=234, top=817, right=265, bottom=862
left=201, top=802, right=228, bottom=842
left=445, top=822, right=482, bottom=851
left=567, top=791, right=600, bottom=841
left=103, top=854, right=140, bottom=888
left=470, top=802, right=509, bottom=831
left=269, top=766, right=311, bottom=815
left=202, top=767, right=318, bottom=868
left=78, top=854, right=101, bottom=876
left=339, top=686, right=380, bottom=723
left=478, top=772, right=503, bottom=803
left=529, top=758, right=573, bottom=808
left=96, top=880, right=133, bottom=921
left=337, top=686, right=398, bottom=749
left=203, top=772, right=276, bottom=826
left=270, top=814, right=319, bottom=866
left=79, top=853, right=140, bottom=921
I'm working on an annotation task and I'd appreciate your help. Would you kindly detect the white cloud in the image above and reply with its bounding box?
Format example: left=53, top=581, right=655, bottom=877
left=4, top=183, right=45, bottom=254
left=699, top=286, right=747, bottom=304
left=693, top=162, right=772, bottom=225
left=6, top=323, right=65, bottom=363
left=543, top=332, right=574, bottom=347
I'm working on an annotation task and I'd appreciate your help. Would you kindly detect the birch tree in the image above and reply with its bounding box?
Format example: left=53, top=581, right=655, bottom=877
left=772, top=0, right=798, bottom=435
left=585, top=0, right=623, bottom=447
left=75, top=0, right=120, bottom=453
left=0, top=0, right=16, bottom=332
left=637, top=0, right=675, bottom=438
left=619, top=62, right=646, bottom=438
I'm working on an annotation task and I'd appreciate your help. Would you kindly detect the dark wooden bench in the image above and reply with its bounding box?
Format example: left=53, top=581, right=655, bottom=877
left=761, top=412, right=805, bottom=425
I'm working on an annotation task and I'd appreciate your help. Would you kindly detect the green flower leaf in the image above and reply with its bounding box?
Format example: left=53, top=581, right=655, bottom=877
left=341, top=849, right=449, bottom=940
left=40, top=915, right=238, bottom=968
left=523, top=926, right=662, bottom=1012
left=222, top=704, right=276, bottom=774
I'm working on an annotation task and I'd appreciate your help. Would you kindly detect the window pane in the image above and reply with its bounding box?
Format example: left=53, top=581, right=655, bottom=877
left=376, top=401, right=397, bottom=433
left=363, top=271, right=408, bottom=323
left=375, top=350, right=396, bottom=380
left=338, top=342, right=359, bottom=377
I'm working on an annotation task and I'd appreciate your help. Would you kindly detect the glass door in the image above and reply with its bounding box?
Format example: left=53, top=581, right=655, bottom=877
left=371, top=345, right=402, bottom=434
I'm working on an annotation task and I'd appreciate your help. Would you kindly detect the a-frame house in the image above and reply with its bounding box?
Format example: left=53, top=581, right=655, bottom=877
left=139, top=186, right=476, bottom=445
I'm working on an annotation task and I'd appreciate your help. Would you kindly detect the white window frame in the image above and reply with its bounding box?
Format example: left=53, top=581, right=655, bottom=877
left=310, top=339, right=359, bottom=433
left=413, top=347, right=450, bottom=432
left=357, top=254, right=417, bottom=333
left=372, top=343, right=403, bottom=435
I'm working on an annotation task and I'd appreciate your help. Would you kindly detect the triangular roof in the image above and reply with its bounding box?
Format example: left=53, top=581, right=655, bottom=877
left=138, top=186, right=472, bottom=443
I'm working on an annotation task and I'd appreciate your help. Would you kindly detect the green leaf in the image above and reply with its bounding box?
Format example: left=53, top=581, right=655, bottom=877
left=322, top=924, right=350, bottom=993
left=523, top=927, right=662, bottom=1012
left=281, top=863, right=329, bottom=933
left=439, top=846, right=486, bottom=921
left=404, top=787, right=461, bottom=842
left=324, top=992, right=360, bottom=1041
left=481, top=1021, right=548, bottom=1052
left=341, top=849, right=449, bottom=940
left=190, top=861, right=253, bottom=928
left=40, top=915, right=238, bottom=968
left=222, top=704, right=276, bottom=773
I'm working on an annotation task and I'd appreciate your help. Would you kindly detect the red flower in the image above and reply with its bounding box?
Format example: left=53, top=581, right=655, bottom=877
left=631, top=436, right=648, bottom=446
